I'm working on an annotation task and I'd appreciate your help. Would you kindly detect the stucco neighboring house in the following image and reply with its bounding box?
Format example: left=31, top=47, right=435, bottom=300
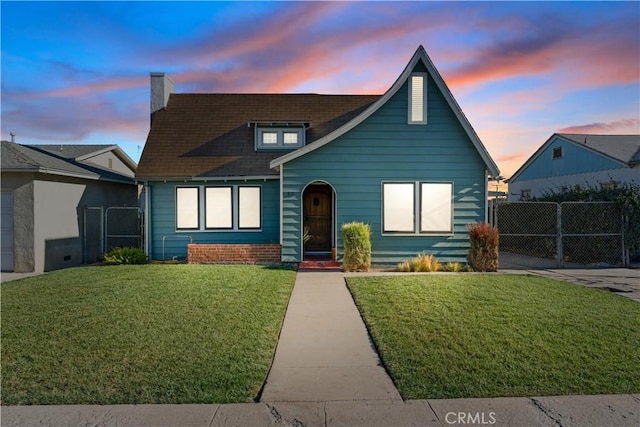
left=136, top=45, right=500, bottom=264
left=507, top=133, right=640, bottom=201
left=1, top=141, right=139, bottom=272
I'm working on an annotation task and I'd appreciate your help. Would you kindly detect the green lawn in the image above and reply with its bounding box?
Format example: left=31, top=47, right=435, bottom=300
left=347, top=274, right=640, bottom=399
left=1, top=264, right=296, bottom=405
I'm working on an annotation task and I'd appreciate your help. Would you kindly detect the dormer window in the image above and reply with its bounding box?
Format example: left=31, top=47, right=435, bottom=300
left=252, top=122, right=308, bottom=150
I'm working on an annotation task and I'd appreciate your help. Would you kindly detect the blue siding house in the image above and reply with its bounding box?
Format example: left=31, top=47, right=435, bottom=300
left=508, top=133, right=640, bottom=200
left=136, top=46, right=500, bottom=264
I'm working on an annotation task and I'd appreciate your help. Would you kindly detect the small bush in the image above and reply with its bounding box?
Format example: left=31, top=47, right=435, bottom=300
left=468, top=223, right=499, bottom=272
left=397, top=261, right=412, bottom=272
left=415, top=254, right=441, bottom=272
left=103, top=247, right=148, bottom=265
left=342, top=222, right=371, bottom=272
left=396, top=254, right=441, bottom=272
left=444, top=262, right=462, bottom=272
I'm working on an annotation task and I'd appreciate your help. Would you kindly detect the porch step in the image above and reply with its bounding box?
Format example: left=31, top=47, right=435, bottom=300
left=298, top=260, right=342, bottom=271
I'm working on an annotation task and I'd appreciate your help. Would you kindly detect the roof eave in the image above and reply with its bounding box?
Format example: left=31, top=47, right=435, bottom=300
left=76, top=145, right=138, bottom=172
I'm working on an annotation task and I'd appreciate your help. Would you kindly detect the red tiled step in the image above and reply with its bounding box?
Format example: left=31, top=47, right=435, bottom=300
left=298, top=260, right=342, bottom=271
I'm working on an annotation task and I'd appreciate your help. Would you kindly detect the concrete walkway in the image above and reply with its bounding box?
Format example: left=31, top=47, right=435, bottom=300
left=260, top=271, right=400, bottom=402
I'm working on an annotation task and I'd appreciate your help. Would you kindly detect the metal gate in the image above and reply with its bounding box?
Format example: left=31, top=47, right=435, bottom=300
left=83, top=206, right=143, bottom=263
left=496, top=201, right=626, bottom=269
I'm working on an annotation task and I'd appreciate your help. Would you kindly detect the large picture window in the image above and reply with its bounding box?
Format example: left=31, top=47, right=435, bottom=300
left=175, top=185, right=262, bottom=231
left=205, top=187, right=232, bottom=229
left=176, top=187, right=199, bottom=230
left=382, top=182, right=452, bottom=235
left=238, top=186, right=261, bottom=229
left=420, top=183, right=452, bottom=233
left=383, top=183, right=415, bottom=233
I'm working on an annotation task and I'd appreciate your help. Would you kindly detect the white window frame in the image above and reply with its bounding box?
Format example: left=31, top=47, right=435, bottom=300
left=205, top=186, right=233, bottom=230
left=382, top=182, right=416, bottom=233
left=408, top=73, right=428, bottom=125
left=238, top=186, right=262, bottom=230
left=175, top=185, right=262, bottom=232
left=381, top=181, right=453, bottom=236
left=256, top=127, right=305, bottom=150
left=176, top=187, right=200, bottom=230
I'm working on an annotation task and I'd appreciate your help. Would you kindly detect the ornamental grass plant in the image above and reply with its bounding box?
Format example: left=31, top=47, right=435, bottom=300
left=341, top=222, right=371, bottom=272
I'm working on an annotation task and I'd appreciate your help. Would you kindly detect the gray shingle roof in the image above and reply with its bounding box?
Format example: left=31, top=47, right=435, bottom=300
left=28, top=144, right=115, bottom=160
left=559, top=134, right=640, bottom=166
left=1, top=141, right=134, bottom=183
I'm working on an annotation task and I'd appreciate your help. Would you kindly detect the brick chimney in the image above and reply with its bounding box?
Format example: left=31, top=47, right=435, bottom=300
left=150, top=72, right=174, bottom=124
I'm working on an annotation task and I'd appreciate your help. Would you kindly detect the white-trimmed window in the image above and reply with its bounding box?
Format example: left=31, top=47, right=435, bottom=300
left=382, top=182, right=453, bottom=234
left=176, top=187, right=199, bottom=230
left=206, top=187, right=232, bottom=229
left=238, top=186, right=261, bottom=229
left=256, top=127, right=304, bottom=149
left=175, top=185, right=262, bottom=231
left=408, top=73, right=427, bottom=124
left=383, top=183, right=415, bottom=233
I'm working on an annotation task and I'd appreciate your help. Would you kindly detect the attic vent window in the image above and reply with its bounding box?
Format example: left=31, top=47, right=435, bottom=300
left=408, top=73, right=427, bottom=124
left=256, top=126, right=305, bottom=150
left=552, top=147, right=563, bottom=159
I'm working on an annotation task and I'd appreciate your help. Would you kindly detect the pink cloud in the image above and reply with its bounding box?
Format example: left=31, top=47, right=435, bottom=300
left=36, top=76, right=147, bottom=98
left=557, top=119, right=640, bottom=134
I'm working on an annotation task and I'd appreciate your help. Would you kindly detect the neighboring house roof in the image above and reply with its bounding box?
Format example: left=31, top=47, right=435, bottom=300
left=271, top=45, right=500, bottom=178
left=508, top=133, right=640, bottom=182
left=29, top=144, right=138, bottom=172
left=1, top=141, right=135, bottom=184
left=558, top=134, right=640, bottom=166
left=136, top=94, right=379, bottom=179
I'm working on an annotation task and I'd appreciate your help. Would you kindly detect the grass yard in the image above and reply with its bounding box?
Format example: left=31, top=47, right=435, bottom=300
left=346, top=274, right=640, bottom=400
left=1, top=264, right=296, bottom=405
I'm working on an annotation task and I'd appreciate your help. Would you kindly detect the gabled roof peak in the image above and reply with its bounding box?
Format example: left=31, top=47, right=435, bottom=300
left=270, top=45, right=500, bottom=177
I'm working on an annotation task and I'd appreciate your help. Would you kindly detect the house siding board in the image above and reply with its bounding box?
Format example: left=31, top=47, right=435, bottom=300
left=148, top=179, right=279, bottom=260
left=517, top=137, right=625, bottom=182
left=282, top=76, right=486, bottom=263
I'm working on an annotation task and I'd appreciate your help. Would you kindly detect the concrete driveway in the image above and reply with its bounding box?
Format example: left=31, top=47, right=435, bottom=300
left=1, top=271, right=45, bottom=283
left=502, top=268, right=640, bottom=302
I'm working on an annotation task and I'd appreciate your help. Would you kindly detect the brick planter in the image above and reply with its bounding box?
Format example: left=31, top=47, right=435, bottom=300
left=187, top=244, right=281, bottom=264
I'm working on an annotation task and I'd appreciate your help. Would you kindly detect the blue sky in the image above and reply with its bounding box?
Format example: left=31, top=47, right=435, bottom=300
left=2, top=1, right=639, bottom=178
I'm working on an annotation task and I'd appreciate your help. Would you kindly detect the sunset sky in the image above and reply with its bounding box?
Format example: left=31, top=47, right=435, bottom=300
left=2, top=1, right=639, bottom=179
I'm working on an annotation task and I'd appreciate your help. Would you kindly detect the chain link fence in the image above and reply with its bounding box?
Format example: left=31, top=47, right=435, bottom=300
left=83, top=206, right=143, bottom=263
left=495, top=201, right=626, bottom=269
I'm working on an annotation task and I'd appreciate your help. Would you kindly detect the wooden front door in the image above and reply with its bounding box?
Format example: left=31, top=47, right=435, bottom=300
left=303, top=185, right=333, bottom=253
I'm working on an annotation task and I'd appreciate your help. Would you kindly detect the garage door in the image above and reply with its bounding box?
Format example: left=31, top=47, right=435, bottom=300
left=1, top=192, right=14, bottom=271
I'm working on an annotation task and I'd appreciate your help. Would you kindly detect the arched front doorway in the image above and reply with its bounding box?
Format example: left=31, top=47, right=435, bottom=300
left=302, top=182, right=335, bottom=259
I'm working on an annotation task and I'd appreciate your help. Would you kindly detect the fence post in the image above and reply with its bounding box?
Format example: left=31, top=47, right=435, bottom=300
left=623, top=213, right=629, bottom=267
left=556, top=203, right=563, bottom=268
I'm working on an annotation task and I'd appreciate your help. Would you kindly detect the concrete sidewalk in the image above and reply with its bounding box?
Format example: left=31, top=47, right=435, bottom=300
left=260, top=271, right=400, bottom=402
left=2, top=394, right=638, bottom=426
